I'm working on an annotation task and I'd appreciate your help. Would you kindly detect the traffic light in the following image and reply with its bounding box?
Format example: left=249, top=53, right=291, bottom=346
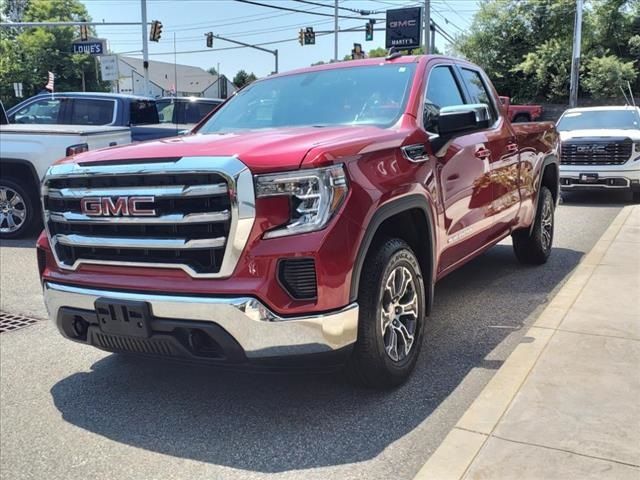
left=365, top=19, right=374, bottom=41
left=206, top=32, right=213, bottom=48
left=79, top=24, right=88, bottom=41
left=298, top=29, right=304, bottom=46
left=149, top=20, right=163, bottom=42
left=304, top=27, right=315, bottom=45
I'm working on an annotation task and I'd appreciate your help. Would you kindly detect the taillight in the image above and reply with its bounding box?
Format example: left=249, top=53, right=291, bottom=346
left=66, top=143, right=89, bottom=156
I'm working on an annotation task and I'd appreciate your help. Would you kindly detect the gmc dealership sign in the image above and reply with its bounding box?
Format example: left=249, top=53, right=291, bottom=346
left=385, top=7, right=422, bottom=49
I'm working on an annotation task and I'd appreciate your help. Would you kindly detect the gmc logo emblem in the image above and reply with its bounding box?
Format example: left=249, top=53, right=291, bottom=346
left=389, top=19, right=417, bottom=28
left=80, top=196, right=157, bottom=217
left=576, top=145, right=606, bottom=153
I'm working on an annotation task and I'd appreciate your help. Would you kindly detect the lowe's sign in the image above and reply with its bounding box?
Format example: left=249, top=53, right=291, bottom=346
left=72, top=39, right=106, bottom=55
left=385, top=7, right=422, bottom=49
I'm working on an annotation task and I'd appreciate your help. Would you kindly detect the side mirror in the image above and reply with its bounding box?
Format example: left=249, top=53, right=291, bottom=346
left=437, top=104, right=491, bottom=138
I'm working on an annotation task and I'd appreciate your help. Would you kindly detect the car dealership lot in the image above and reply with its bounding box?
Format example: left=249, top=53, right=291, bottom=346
left=0, top=192, right=630, bottom=480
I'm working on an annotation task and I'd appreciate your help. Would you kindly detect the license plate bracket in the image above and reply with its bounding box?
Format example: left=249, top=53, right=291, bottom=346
left=579, top=173, right=599, bottom=183
left=95, top=298, right=152, bottom=338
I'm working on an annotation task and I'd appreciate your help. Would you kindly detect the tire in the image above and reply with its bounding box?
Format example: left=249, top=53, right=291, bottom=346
left=0, top=177, right=38, bottom=239
left=347, top=238, right=426, bottom=389
left=513, top=114, right=531, bottom=123
left=512, top=186, right=554, bottom=265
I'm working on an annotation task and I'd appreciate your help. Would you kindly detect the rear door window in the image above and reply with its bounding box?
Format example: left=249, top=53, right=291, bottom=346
left=130, top=100, right=159, bottom=125
left=69, top=99, right=115, bottom=125
left=459, top=68, right=497, bottom=122
left=181, top=101, right=220, bottom=124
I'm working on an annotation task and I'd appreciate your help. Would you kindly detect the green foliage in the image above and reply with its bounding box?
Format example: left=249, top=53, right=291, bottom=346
left=207, top=66, right=218, bottom=76
left=0, top=0, right=109, bottom=108
left=232, top=69, right=257, bottom=88
left=454, top=0, right=640, bottom=102
left=582, top=55, right=637, bottom=98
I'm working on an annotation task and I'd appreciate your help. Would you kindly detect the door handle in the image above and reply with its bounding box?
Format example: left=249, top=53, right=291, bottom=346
left=475, top=148, right=491, bottom=160
left=506, top=143, right=518, bottom=154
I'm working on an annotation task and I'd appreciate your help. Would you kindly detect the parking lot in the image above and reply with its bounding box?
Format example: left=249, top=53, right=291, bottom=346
left=0, top=191, right=630, bottom=480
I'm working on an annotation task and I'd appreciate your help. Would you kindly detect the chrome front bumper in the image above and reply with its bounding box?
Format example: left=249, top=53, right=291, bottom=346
left=43, top=282, right=359, bottom=359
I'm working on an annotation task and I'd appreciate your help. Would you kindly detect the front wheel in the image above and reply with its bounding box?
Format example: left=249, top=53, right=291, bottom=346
left=0, top=178, right=38, bottom=239
left=347, top=238, right=426, bottom=389
left=512, top=186, right=554, bottom=265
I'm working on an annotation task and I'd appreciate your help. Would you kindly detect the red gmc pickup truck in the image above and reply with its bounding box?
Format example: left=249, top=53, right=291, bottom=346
left=38, top=55, right=559, bottom=388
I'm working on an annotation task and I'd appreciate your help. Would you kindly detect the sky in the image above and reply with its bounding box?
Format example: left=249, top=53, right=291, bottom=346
left=82, top=0, right=481, bottom=79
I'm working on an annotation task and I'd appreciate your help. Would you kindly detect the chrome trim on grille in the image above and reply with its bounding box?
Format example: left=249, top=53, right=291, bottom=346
left=54, top=234, right=226, bottom=250
left=42, top=156, right=256, bottom=278
left=45, top=183, right=227, bottom=199
left=44, top=282, right=359, bottom=357
left=47, top=210, right=230, bottom=224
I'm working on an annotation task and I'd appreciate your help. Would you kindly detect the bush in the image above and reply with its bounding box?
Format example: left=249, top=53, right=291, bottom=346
left=582, top=55, right=637, bottom=99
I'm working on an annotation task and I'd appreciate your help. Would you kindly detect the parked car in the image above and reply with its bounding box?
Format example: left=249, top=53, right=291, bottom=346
left=6, top=92, right=184, bottom=142
left=37, top=55, right=559, bottom=388
left=156, top=96, right=223, bottom=126
left=556, top=105, right=640, bottom=201
left=0, top=124, right=131, bottom=238
left=499, top=96, right=543, bottom=122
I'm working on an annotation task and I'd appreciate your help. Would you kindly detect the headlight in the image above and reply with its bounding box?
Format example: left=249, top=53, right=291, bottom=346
left=255, top=165, right=348, bottom=238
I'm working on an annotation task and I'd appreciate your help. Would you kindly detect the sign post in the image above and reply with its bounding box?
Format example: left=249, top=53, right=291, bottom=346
left=385, top=7, right=423, bottom=50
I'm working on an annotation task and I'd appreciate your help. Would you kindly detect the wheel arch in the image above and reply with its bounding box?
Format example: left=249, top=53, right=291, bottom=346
left=350, top=194, right=436, bottom=315
left=0, top=158, right=41, bottom=199
left=529, top=155, right=559, bottom=234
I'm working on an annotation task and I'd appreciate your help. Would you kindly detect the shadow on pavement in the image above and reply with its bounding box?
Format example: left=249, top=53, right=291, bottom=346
left=561, top=189, right=636, bottom=206
left=0, top=235, right=39, bottom=249
left=50, top=245, right=583, bottom=473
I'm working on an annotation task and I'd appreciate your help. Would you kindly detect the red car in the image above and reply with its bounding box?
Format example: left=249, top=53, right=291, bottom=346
left=499, top=96, right=544, bottom=123
left=38, top=55, right=559, bottom=388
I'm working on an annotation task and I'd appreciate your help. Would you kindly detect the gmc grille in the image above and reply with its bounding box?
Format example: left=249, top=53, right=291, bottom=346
left=561, top=138, right=632, bottom=165
left=42, top=157, right=256, bottom=278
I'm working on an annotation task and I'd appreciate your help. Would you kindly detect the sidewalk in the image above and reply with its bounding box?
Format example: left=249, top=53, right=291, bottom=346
left=415, top=205, right=640, bottom=480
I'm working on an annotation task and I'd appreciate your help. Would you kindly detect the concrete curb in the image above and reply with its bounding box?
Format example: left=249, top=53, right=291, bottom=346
left=413, top=205, right=635, bottom=480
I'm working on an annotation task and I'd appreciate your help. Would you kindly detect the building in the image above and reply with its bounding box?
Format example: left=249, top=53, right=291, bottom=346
left=113, top=56, right=236, bottom=99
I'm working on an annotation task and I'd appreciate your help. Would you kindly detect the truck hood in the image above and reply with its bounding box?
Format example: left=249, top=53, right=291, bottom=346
left=59, top=125, right=397, bottom=173
left=559, top=129, right=640, bottom=142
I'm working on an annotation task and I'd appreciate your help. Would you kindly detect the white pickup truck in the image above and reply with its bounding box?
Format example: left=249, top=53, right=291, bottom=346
left=0, top=124, right=131, bottom=238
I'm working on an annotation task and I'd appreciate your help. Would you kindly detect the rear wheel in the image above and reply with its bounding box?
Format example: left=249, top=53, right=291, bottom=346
left=512, top=186, right=554, bottom=265
left=0, top=178, right=38, bottom=239
left=347, top=238, right=426, bottom=389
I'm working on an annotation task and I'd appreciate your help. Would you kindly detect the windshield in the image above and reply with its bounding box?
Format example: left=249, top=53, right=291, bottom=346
left=198, top=64, right=416, bottom=133
left=557, top=109, right=640, bottom=131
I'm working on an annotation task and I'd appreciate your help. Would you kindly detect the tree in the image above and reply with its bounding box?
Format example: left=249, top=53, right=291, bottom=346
left=207, top=66, right=218, bottom=76
left=232, top=69, right=257, bottom=88
left=582, top=55, right=637, bottom=98
left=453, top=0, right=639, bottom=102
left=0, top=0, right=109, bottom=108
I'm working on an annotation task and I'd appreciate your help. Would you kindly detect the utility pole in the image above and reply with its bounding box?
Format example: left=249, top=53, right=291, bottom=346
left=569, top=0, right=583, bottom=108
left=217, top=62, right=221, bottom=97
left=173, top=31, right=177, bottom=96
left=424, top=0, right=430, bottom=54
left=141, top=0, right=150, bottom=96
left=334, top=0, right=338, bottom=62
left=430, top=22, right=435, bottom=53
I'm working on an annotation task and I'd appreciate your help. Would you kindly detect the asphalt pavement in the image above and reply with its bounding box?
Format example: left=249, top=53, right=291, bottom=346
left=0, top=190, right=631, bottom=480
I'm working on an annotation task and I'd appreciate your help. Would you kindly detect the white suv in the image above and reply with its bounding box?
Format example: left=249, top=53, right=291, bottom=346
left=557, top=106, right=640, bottom=201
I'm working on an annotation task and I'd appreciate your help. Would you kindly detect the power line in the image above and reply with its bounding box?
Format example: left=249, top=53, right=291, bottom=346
left=234, top=0, right=385, bottom=21
left=291, top=0, right=383, bottom=15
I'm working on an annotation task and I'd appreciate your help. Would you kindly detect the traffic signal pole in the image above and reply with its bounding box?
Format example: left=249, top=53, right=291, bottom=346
left=141, top=0, right=150, bottom=96
left=211, top=34, right=279, bottom=74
